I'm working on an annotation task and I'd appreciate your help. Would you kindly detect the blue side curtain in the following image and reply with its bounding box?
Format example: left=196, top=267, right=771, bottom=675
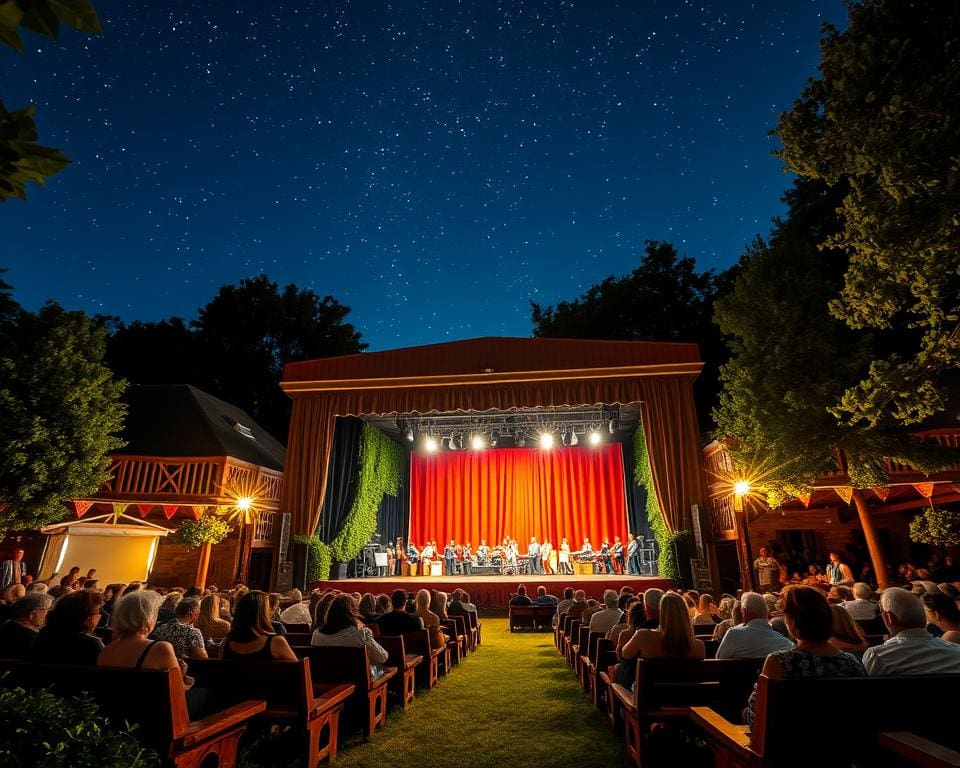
left=376, top=449, right=409, bottom=548
left=620, top=430, right=654, bottom=543
left=318, top=416, right=364, bottom=542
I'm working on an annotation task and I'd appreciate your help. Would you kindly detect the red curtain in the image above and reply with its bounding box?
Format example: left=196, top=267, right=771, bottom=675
left=410, top=444, right=628, bottom=549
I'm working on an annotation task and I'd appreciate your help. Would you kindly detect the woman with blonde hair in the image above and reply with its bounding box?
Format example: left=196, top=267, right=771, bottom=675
left=430, top=590, right=449, bottom=621
left=157, top=591, right=183, bottom=624
left=693, top=594, right=720, bottom=625
left=198, top=593, right=231, bottom=641
left=829, top=604, right=869, bottom=653
left=415, top=588, right=447, bottom=650
left=621, top=592, right=705, bottom=661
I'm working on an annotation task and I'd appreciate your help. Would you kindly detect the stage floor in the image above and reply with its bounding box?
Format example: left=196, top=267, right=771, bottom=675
left=314, top=574, right=672, bottom=610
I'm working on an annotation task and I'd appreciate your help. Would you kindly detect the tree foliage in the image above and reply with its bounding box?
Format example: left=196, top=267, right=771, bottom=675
left=105, top=275, right=366, bottom=440
left=174, top=515, right=231, bottom=548
left=531, top=240, right=728, bottom=429
left=1, top=0, right=102, bottom=201
left=910, top=506, right=960, bottom=548
left=0, top=282, right=126, bottom=531
left=776, top=0, right=960, bottom=428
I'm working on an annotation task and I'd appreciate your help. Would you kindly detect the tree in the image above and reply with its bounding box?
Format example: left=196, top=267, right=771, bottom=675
left=776, top=0, right=960, bottom=429
left=0, top=294, right=126, bottom=531
left=1, top=0, right=101, bottom=200
left=531, top=240, right=727, bottom=429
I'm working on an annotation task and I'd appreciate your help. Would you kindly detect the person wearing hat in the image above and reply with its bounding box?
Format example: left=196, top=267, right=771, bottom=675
left=279, top=588, right=311, bottom=626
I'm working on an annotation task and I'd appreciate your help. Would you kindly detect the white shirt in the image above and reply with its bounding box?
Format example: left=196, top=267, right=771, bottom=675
left=280, top=602, right=312, bottom=626
left=310, top=625, right=389, bottom=666
left=589, top=607, right=623, bottom=634
left=840, top=598, right=878, bottom=621
left=715, top=619, right=796, bottom=659
left=862, top=628, right=960, bottom=676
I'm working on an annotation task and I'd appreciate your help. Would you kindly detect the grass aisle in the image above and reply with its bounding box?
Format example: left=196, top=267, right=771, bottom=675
left=335, top=618, right=625, bottom=768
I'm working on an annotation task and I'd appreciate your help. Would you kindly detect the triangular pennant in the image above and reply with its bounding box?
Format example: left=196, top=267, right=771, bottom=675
left=871, top=486, right=891, bottom=502
left=191, top=505, right=205, bottom=520
left=73, top=500, right=93, bottom=518
left=162, top=505, right=178, bottom=520
left=834, top=486, right=853, bottom=504
left=797, top=493, right=812, bottom=509
left=111, top=502, right=127, bottom=522
left=913, top=482, right=935, bottom=499
left=137, top=504, right=154, bottom=518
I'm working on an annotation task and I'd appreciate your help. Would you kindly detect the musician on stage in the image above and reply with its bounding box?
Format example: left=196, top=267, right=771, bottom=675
left=626, top=533, right=640, bottom=575
left=613, top=536, right=624, bottom=574
left=462, top=542, right=474, bottom=576
left=558, top=538, right=573, bottom=575
left=444, top=540, right=457, bottom=576
left=387, top=542, right=395, bottom=578
left=395, top=537, right=405, bottom=576
left=506, top=539, right=519, bottom=572
left=541, top=539, right=553, bottom=574
left=421, top=541, right=435, bottom=574
left=527, top=537, right=542, bottom=575
left=600, top=538, right=613, bottom=574
left=406, top=541, right=420, bottom=574
left=476, top=540, right=489, bottom=566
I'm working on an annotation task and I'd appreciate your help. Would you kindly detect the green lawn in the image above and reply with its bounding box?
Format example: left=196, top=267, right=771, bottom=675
left=333, top=618, right=625, bottom=768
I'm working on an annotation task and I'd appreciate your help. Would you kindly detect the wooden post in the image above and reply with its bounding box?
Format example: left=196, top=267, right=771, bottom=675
left=195, top=541, right=212, bottom=590
left=851, top=488, right=891, bottom=590
left=733, top=496, right=755, bottom=591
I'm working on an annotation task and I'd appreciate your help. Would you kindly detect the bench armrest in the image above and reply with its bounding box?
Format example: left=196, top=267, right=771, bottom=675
left=880, top=732, right=960, bottom=768
left=689, top=706, right=755, bottom=758
left=177, top=699, right=266, bottom=749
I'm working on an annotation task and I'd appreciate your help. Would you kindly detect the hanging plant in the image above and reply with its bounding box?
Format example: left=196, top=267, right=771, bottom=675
left=294, top=534, right=332, bottom=582
left=174, top=515, right=232, bottom=548
left=910, top=506, right=960, bottom=547
left=329, top=423, right=401, bottom=562
left=633, top=420, right=689, bottom=580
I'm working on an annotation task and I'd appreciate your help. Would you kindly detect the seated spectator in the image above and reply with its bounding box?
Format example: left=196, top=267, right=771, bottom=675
left=375, top=594, right=391, bottom=615
left=534, top=585, right=559, bottom=605
left=556, top=587, right=576, bottom=615
left=922, top=592, right=960, bottom=644
left=447, top=589, right=470, bottom=619
left=589, top=589, right=622, bottom=634
left=415, top=588, right=447, bottom=650
left=712, top=600, right=743, bottom=641
left=460, top=592, right=478, bottom=615
left=606, top=596, right=637, bottom=642
left=31, top=588, right=105, bottom=665
left=509, top=585, right=533, bottom=606
left=716, top=592, right=795, bottom=659
left=863, top=588, right=960, bottom=675
left=829, top=604, right=869, bottom=653
left=279, top=588, right=312, bottom=626
left=358, top=592, right=379, bottom=623
left=267, top=592, right=287, bottom=635
left=152, top=597, right=208, bottom=660
left=0, top=583, right=26, bottom=622
left=197, top=593, right=231, bottom=641
left=612, top=601, right=645, bottom=654
left=565, top=590, right=589, bottom=620
left=157, top=591, right=183, bottom=625
left=313, top=592, right=337, bottom=630
left=311, top=595, right=389, bottom=674
left=692, top=594, right=720, bottom=625
left=744, top=586, right=864, bottom=725
left=620, top=592, right=705, bottom=662
left=640, top=588, right=663, bottom=629
left=430, top=590, right=450, bottom=621
left=375, top=589, right=423, bottom=635
left=0, top=593, right=53, bottom=658
left=222, top=591, right=297, bottom=661
left=840, top=582, right=877, bottom=620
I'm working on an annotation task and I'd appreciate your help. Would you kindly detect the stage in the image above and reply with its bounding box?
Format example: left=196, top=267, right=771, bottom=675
left=314, top=574, right=673, bottom=610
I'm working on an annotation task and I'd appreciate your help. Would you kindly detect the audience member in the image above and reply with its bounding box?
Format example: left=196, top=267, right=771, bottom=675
left=152, top=597, right=208, bottom=660
left=716, top=592, right=794, bottom=659
left=358, top=593, right=379, bottom=622
left=313, top=592, right=337, bottom=630
left=692, top=594, right=720, bottom=625
left=279, top=589, right=312, bottom=626
left=311, top=595, right=389, bottom=674
left=31, top=588, right=105, bottom=664
left=198, top=593, right=231, bottom=640
left=829, top=604, right=869, bottom=653
left=0, top=583, right=26, bottom=622
left=415, top=588, right=447, bottom=650
left=620, top=592, right=705, bottom=662
left=556, top=587, right=576, bottom=615
left=588, top=589, right=622, bottom=634
left=509, top=585, right=533, bottom=606
left=534, top=585, right=559, bottom=605
left=840, top=583, right=877, bottom=620
left=640, top=588, right=663, bottom=629
left=157, top=591, right=183, bottom=624
left=922, top=592, right=960, bottom=643
left=863, top=588, right=960, bottom=675
left=222, top=591, right=297, bottom=661
left=375, top=589, right=423, bottom=635
left=712, top=600, right=743, bottom=641
left=0, top=593, right=53, bottom=658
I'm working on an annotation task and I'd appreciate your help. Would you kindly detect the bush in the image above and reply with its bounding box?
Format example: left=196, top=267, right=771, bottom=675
left=174, top=514, right=232, bottom=547
left=0, top=684, right=158, bottom=768
left=294, top=534, right=332, bottom=583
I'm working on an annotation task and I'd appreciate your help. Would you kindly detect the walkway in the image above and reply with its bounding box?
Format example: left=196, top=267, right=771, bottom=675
left=335, top=618, right=625, bottom=767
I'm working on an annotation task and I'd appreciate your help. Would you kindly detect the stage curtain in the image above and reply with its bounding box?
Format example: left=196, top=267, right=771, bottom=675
left=409, top=444, right=627, bottom=550
left=318, top=416, right=364, bottom=542
left=281, top=375, right=704, bottom=539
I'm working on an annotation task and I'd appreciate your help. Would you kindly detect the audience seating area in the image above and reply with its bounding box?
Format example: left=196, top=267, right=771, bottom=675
left=507, top=604, right=557, bottom=631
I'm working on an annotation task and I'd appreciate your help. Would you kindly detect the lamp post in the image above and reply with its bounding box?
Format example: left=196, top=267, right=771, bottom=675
left=733, top=480, right=755, bottom=591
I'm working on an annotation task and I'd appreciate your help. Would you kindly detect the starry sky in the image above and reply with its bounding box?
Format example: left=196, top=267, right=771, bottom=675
left=3, top=0, right=847, bottom=351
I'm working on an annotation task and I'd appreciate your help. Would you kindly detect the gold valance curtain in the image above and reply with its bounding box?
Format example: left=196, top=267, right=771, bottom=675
left=280, top=375, right=704, bottom=540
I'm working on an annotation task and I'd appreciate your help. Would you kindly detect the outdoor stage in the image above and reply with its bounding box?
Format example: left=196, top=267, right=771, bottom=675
left=315, top=574, right=673, bottom=610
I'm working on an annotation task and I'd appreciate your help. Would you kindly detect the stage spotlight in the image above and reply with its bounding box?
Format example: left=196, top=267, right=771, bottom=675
left=734, top=480, right=750, bottom=497
left=447, top=435, right=458, bottom=451
left=405, top=427, right=414, bottom=442
left=589, top=430, right=602, bottom=446
left=425, top=436, right=438, bottom=452
left=539, top=432, right=554, bottom=450
left=471, top=434, right=486, bottom=450
left=608, top=419, right=616, bottom=434
left=570, top=431, right=579, bottom=446
left=517, top=435, right=526, bottom=448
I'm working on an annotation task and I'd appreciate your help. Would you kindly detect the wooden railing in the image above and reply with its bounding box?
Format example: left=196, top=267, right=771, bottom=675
left=252, top=510, right=275, bottom=546
left=103, top=456, right=225, bottom=498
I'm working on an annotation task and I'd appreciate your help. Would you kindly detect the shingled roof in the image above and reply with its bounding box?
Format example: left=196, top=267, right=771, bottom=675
left=117, top=385, right=285, bottom=471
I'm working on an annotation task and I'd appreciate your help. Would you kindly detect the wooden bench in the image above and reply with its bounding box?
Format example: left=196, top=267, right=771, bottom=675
left=589, top=637, right=617, bottom=710
left=880, top=731, right=960, bottom=768
left=442, top=618, right=466, bottom=664
left=564, top=618, right=582, bottom=667
left=378, top=634, right=423, bottom=709
left=579, top=630, right=604, bottom=694
left=508, top=604, right=556, bottom=631
left=610, top=657, right=764, bottom=768
left=404, top=629, right=443, bottom=690
left=0, top=660, right=265, bottom=768
left=187, top=658, right=353, bottom=766
left=692, top=674, right=960, bottom=768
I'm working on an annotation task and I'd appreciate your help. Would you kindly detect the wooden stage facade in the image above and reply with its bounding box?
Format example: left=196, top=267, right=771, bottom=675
left=314, top=574, right=673, bottom=610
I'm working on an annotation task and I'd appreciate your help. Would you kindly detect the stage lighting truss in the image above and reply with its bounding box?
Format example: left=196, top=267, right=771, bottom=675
left=396, top=405, right=621, bottom=451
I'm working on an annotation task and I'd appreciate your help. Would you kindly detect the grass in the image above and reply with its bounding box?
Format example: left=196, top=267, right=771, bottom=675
left=333, top=618, right=625, bottom=768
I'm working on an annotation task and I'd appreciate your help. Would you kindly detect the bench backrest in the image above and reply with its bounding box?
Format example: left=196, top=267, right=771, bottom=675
left=295, top=645, right=375, bottom=688
left=187, top=657, right=311, bottom=716
left=753, top=675, right=960, bottom=765
left=0, top=661, right=188, bottom=745
left=509, top=605, right=555, bottom=617
left=635, top=657, right=763, bottom=715
left=377, top=634, right=407, bottom=668
left=402, top=629, right=434, bottom=660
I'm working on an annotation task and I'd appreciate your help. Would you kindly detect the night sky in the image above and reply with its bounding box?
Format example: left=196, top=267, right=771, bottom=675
left=4, top=0, right=846, bottom=351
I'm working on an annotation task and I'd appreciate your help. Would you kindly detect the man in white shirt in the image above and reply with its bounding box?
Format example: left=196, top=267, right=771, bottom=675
left=588, top=589, right=622, bottom=634
left=716, top=592, right=795, bottom=659
left=862, top=588, right=960, bottom=676
left=840, top=582, right=878, bottom=621
left=279, top=588, right=312, bottom=626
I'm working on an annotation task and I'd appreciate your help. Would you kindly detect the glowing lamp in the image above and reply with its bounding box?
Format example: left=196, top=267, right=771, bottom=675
left=425, top=437, right=438, bottom=453
left=539, top=433, right=554, bottom=450
left=471, top=435, right=486, bottom=450
left=589, top=431, right=602, bottom=446
left=237, top=496, right=254, bottom=511
left=734, top=480, right=750, bottom=497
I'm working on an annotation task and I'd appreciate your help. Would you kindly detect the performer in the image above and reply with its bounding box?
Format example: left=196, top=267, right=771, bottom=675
left=0, top=548, right=26, bottom=589
left=421, top=541, right=435, bottom=576
left=541, top=539, right=553, bottom=575
left=558, top=538, right=572, bottom=575
left=527, top=537, right=542, bottom=575
left=444, top=540, right=457, bottom=576
left=826, top=552, right=854, bottom=587
left=476, top=539, right=489, bottom=566
left=600, top=538, right=613, bottom=574
left=406, top=541, right=420, bottom=576
left=387, top=542, right=395, bottom=578
left=626, top=533, right=640, bottom=575
left=395, top=537, right=405, bottom=576
left=462, top=541, right=474, bottom=576
left=506, top=539, right=518, bottom=574
left=753, top=546, right=780, bottom=593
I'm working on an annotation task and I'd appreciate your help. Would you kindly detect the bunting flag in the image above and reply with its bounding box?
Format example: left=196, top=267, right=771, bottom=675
left=871, top=486, right=891, bottom=502
left=137, top=504, right=154, bottom=518
left=834, top=486, right=853, bottom=505
left=913, top=482, right=935, bottom=499
left=73, top=500, right=94, bottom=518
left=162, top=505, right=178, bottom=520
left=111, top=502, right=128, bottom=522
left=797, top=493, right=812, bottom=509
left=191, top=505, right=205, bottom=520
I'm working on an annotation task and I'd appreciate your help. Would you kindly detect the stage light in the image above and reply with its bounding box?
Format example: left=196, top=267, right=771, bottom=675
left=405, top=427, right=414, bottom=442
left=570, top=432, right=579, bottom=446
left=236, top=496, right=253, bottom=512
left=471, top=434, right=486, bottom=450
left=589, top=430, right=602, bottom=446
left=447, top=435, right=458, bottom=451
left=608, top=419, right=616, bottom=434
left=734, top=480, right=750, bottom=497
left=425, top=437, right=438, bottom=452
left=539, top=433, right=554, bottom=450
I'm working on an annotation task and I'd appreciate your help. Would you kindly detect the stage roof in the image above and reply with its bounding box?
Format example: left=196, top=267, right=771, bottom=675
left=283, top=336, right=702, bottom=385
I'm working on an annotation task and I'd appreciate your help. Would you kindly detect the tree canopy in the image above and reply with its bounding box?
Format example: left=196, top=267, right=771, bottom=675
left=776, top=0, right=960, bottom=429
left=0, top=280, right=126, bottom=530
left=1, top=0, right=101, bottom=201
